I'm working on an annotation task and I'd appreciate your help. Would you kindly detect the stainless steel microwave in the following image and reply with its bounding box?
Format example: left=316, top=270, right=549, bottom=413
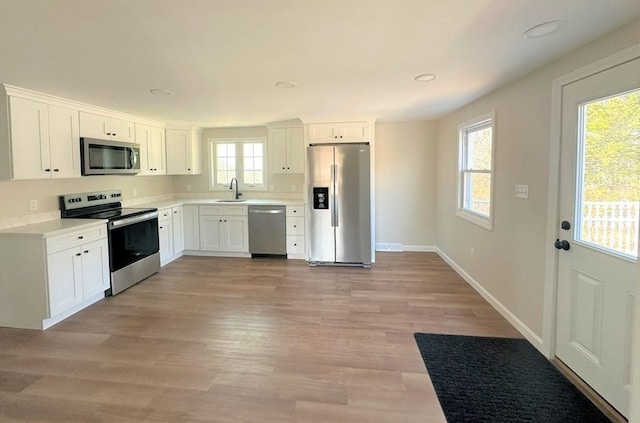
left=81, top=138, right=140, bottom=175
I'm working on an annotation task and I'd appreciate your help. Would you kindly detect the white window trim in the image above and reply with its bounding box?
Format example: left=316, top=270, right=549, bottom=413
left=456, top=111, right=496, bottom=231
left=208, top=137, right=268, bottom=191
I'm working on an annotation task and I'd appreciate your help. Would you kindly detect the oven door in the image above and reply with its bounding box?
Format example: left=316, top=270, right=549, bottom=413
left=108, top=212, right=159, bottom=272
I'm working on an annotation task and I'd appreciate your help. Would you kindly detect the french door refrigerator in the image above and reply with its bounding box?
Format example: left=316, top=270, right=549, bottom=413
left=308, top=143, right=371, bottom=267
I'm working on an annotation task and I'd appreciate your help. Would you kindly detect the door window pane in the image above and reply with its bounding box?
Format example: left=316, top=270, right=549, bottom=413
left=577, top=90, right=639, bottom=258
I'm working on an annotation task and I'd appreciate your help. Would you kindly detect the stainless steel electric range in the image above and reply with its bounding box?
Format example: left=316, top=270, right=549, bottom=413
left=60, top=189, right=160, bottom=295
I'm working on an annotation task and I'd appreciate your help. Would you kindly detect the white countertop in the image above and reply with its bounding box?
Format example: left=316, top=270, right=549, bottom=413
left=140, top=198, right=305, bottom=210
left=0, top=218, right=107, bottom=237
left=0, top=197, right=304, bottom=235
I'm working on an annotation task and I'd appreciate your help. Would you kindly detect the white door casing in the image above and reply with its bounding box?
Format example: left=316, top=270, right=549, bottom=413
left=551, top=53, right=639, bottom=418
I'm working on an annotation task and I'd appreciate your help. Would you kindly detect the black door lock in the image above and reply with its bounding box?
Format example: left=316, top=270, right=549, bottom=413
left=554, top=239, right=570, bottom=251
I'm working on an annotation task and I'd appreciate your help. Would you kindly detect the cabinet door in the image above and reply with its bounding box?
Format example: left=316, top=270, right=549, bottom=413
left=269, top=128, right=288, bottom=173
left=47, top=248, right=83, bottom=317
left=135, top=123, right=152, bottom=175
left=225, top=216, right=249, bottom=252
left=183, top=205, right=200, bottom=250
left=81, top=239, right=109, bottom=298
left=308, top=123, right=337, bottom=142
left=199, top=215, right=224, bottom=251
left=149, top=126, right=166, bottom=174
left=158, top=219, right=174, bottom=264
left=166, top=129, right=190, bottom=174
left=286, top=127, right=304, bottom=173
left=172, top=206, right=184, bottom=254
left=9, top=97, right=51, bottom=180
left=108, top=118, right=135, bottom=143
left=190, top=130, right=202, bottom=174
left=48, top=105, right=81, bottom=179
left=79, top=112, right=109, bottom=140
left=339, top=122, right=369, bottom=141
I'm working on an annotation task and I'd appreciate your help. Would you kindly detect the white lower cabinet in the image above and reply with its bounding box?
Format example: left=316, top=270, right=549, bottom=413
left=286, top=206, right=306, bottom=259
left=0, top=222, right=109, bottom=330
left=48, top=238, right=108, bottom=316
left=172, top=206, right=185, bottom=254
left=183, top=205, right=200, bottom=250
left=199, top=206, right=249, bottom=253
left=158, top=205, right=184, bottom=266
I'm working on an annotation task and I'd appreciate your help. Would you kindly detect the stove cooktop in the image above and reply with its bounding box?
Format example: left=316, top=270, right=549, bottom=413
left=77, top=207, right=157, bottom=220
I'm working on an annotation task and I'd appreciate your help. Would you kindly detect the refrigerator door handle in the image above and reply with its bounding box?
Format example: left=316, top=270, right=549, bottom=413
left=331, top=164, right=338, bottom=227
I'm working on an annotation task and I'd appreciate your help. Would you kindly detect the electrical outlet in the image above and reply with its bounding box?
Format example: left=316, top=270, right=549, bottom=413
left=269, top=184, right=274, bottom=192
left=29, top=199, right=38, bottom=211
left=515, top=184, right=528, bottom=199
left=132, top=188, right=137, bottom=197
left=470, top=247, right=475, bottom=258
left=186, top=184, right=192, bottom=192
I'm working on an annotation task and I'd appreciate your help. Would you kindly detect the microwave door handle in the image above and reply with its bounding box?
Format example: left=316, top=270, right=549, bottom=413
left=130, top=148, right=138, bottom=169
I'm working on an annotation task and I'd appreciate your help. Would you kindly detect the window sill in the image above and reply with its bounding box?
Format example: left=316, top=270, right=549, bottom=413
left=456, top=209, right=493, bottom=231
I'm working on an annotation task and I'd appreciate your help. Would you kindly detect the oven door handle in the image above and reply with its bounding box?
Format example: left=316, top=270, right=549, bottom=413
left=108, top=211, right=158, bottom=230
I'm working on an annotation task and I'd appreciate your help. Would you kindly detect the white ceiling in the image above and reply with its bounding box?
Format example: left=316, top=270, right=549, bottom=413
left=0, top=0, right=638, bottom=127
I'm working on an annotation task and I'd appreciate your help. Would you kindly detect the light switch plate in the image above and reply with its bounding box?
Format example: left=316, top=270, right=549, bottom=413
left=515, top=184, right=528, bottom=199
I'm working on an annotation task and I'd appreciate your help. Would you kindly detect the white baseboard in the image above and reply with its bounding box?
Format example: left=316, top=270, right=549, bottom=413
left=436, top=247, right=544, bottom=354
left=375, top=243, right=436, bottom=252
left=404, top=245, right=437, bottom=252
left=375, top=243, right=403, bottom=252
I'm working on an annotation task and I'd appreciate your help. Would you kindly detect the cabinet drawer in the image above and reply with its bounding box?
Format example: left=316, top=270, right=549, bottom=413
left=158, top=208, right=172, bottom=221
left=46, top=225, right=107, bottom=254
left=287, top=235, right=305, bottom=255
left=199, top=205, right=224, bottom=216
left=199, top=205, right=248, bottom=216
left=286, top=206, right=305, bottom=217
left=222, top=206, right=247, bottom=216
left=286, top=217, right=304, bottom=235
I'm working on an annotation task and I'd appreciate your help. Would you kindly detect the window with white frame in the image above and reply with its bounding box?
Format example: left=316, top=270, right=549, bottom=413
left=209, top=139, right=266, bottom=189
left=457, top=112, right=495, bottom=230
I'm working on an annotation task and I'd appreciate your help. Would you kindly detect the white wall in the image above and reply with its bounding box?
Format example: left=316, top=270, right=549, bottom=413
left=0, top=176, right=174, bottom=221
left=172, top=126, right=304, bottom=196
left=435, top=19, right=640, bottom=340
left=375, top=121, right=438, bottom=250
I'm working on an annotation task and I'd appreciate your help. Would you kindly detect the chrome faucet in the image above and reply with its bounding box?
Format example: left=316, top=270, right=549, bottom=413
left=229, top=177, right=242, bottom=200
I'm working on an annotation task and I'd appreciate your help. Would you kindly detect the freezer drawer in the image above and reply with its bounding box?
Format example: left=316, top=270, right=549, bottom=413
left=248, top=205, right=286, bottom=256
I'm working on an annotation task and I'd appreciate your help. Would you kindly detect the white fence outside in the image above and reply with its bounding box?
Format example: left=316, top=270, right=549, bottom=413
left=469, top=200, right=639, bottom=257
left=581, top=201, right=639, bottom=257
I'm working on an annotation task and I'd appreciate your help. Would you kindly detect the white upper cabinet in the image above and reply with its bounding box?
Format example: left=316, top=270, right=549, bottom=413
left=269, top=127, right=304, bottom=174
left=166, top=128, right=202, bottom=175
left=135, top=123, right=166, bottom=175
left=308, top=121, right=369, bottom=142
left=4, top=97, right=80, bottom=180
left=48, top=105, right=81, bottom=179
left=79, top=112, right=135, bottom=143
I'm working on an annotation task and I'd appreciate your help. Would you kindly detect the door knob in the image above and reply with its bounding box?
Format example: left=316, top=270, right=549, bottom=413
left=554, top=239, right=570, bottom=250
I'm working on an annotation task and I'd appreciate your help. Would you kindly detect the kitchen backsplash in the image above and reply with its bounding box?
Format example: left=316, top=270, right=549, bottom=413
left=0, top=191, right=304, bottom=229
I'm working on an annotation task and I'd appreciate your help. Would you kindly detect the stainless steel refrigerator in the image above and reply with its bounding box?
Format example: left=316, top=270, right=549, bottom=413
left=308, top=143, right=371, bottom=267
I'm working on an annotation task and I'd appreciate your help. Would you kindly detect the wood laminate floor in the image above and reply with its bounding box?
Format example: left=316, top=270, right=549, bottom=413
left=0, top=252, right=521, bottom=422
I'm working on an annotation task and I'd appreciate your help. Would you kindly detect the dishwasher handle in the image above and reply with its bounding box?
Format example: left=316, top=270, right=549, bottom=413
left=249, top=209, right=285, bottom=214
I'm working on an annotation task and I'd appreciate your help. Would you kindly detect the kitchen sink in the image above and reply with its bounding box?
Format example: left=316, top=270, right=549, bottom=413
left=214, top=199, right=247, bottom=202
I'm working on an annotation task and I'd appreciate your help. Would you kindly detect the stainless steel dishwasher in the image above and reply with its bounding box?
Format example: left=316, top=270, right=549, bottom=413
left=248, top=205, right=286, bottom=257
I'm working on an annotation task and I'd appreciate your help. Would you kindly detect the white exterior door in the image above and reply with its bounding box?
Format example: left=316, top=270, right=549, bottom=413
left=556, top=57, right=639, bottom=417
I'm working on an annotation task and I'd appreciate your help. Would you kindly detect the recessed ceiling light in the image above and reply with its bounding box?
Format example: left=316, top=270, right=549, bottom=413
left=149, top=88, right=173, bottom=95
left=414, top=73, right=437, bottom=82
left=275, top=81, right=297, bottom=88
left=523, top=21, right=566, bottom=38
